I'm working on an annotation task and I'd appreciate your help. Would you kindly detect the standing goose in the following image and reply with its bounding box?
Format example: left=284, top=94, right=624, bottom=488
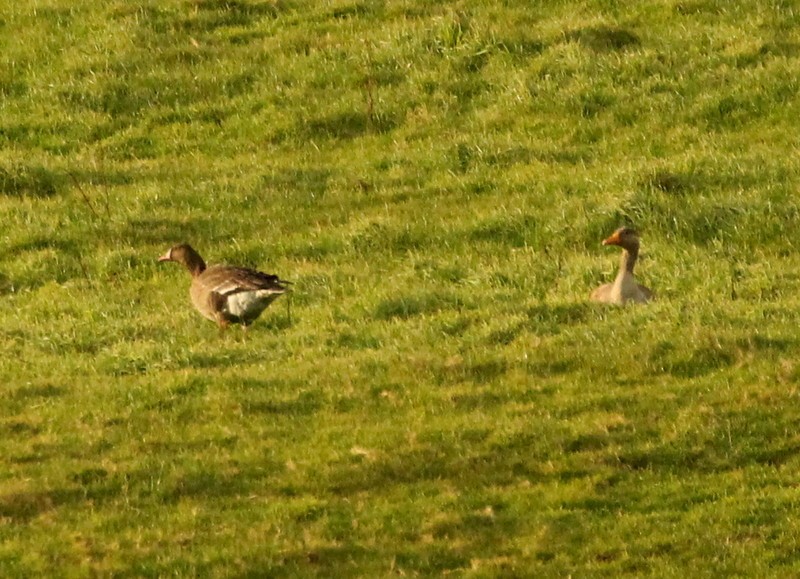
left=590, top=227, right=653, bottom=305
left=159, top=244, right=291, bottom=328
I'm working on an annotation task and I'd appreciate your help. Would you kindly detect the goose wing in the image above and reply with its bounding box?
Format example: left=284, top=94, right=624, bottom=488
left=637, top=283, right=654, bottom=302
left=199, top=265, right=290, bottom=297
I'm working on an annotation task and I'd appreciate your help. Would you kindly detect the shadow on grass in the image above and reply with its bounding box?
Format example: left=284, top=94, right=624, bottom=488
left=1, top=421, right=41, bottom=436
left=241, top=541, right=494, bottom=577
left=0, top=489, right=86, bottom=522
left=0, top=67, right=27, bottom=98
left=98, top=346, right=261, bottom=376
left=526, top=303, right=591, bottom=333
left=67, top=166, right=135, bottom=188
left=240, top=390, right=323, bottom=417
left=616, top=406, right=800, bottom=474
left=673, top=1, right=723, bottom=15
left=0, top=237, right=81, bottom=261
left=597, top=164, right=800, bottom=247
left=120, top=217, right=213, bottom=246
left=0, top=475, right=127, bottom=521
left=735, top=41, right=800, bottom=68
left=124, top=2, right=282, bottom=40
left=616, top=440, right=800, bottom=473
left=450, top=391, right=513, bottom=411
left=237, top=546, right=372, bottom=578
left=352, top=222, right=429, bottom=256
left=0, top=237, right=91, bottom=291
left=483, top=146, right=533, bottom=168
left=658, top=345, right=735, bottom=378
left=374, top=291, right=464, bottom=321
left=526, top=355, right=580, bottom=377
left=299, top=111, right=400, bottom=141
left=0, top=272, right=11, bottom=294
left=469, top=212, right=540, bottom=248
left=254, top=310, right=294, bottom=332
left=328, top=330, right=381, bottom=350
left=440, top=357, right=509, bottom=386
left=648, top=336, right=799, bottom=378
left=0, top=164, right=62, bottom=197
left=13, top=383, right=66, bottom=400
left=179, top=0, right=281, bottom=33
left=565, top=26, right=640, bottom=52
left=641, top=169, right=692, bottom=195
left=701, top=94, right=766, bottom=130
left=331, top=2, right=383, bottom=19
left=246, top=502, right=518, bottom=575
left=284, top=238, right=345, bottom=262
left=164, top=469, right=253, bottom=502
left=565, top=432, right=611, bottom=453
left=260, top=168, right=330, bottom=204
left=326, top=438, right=552, bottom=497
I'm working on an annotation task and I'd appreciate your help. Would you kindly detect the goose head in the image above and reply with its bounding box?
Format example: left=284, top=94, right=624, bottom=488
left=602, top=227, right=640, bottom=251
left=158, top=244, right=206, bottom=276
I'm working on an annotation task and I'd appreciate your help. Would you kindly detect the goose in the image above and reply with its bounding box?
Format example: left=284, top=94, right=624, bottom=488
left=158, top=244, right=290, bottom=328
left=590, top=227, right=653, bottom=305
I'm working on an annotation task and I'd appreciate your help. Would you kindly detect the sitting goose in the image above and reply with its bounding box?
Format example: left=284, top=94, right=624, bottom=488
left=590, top=227, right=653, bottom=305
left=158, top=244, right=291, bottom=328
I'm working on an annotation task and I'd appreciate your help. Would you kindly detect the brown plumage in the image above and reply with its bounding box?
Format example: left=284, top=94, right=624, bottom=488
left=158, top=244, right=290, bottom=328
left=590, top=227, right=653, bottom=305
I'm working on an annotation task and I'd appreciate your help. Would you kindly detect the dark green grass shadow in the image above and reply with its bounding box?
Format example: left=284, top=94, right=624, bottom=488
left=325, top=434, right=556, bottom=497
left=179, top=0, right=281, bottom=33
left=564, top=26, right=640, bottom=52
left=328, top=330, right=381, bottom=351
left=260, top=168, right=330, bottom=205
left=0, top=238, right=92, bottom=290
left=13, top=383, right=66, bottom=400
left=0, top=488, right=90, bottom=523
left=0, top=163, right=63, bottom=198
left=0, top=236, right=82, bottom=263
left=647, top=335, right=800, bottom=379
left=120, top=217, right=214, bottom=246
left=616, top=418, right=800, bottom=474
left=374, top=291, right=465, bottom=321
left=589, top=164, right=800, bottom=248
left=294, top=111, right=400, bottom=142
left=239, top=390, right=323, bottom=418
left=525, top=302, right=595, bottom=335
left=468, top=211, right=542, bottom=249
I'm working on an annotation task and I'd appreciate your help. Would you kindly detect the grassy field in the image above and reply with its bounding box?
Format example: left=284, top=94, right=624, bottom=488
left=3, top=0, right=800, bottom=575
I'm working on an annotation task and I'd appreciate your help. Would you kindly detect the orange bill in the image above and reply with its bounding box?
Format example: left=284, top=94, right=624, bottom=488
left=602, top=230, right=622, bottom=246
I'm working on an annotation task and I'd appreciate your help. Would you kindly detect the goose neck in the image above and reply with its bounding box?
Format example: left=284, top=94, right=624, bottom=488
left=619, top=245, right=638, bottom=274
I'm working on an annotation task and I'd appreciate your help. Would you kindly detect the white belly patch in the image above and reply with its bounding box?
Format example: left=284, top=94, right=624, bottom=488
left=224, top=290, right=282, bottom=320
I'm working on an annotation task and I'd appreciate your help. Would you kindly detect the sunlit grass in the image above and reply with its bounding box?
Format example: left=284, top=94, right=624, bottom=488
left=3, top=0, right=800, bottom=575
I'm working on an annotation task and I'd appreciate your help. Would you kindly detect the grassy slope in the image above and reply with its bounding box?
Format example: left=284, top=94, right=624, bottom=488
left=2, top=0, right=800, bottom=575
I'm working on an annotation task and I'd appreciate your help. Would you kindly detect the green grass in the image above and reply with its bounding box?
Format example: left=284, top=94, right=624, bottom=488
left=3, top=0, right=800, bottom=575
